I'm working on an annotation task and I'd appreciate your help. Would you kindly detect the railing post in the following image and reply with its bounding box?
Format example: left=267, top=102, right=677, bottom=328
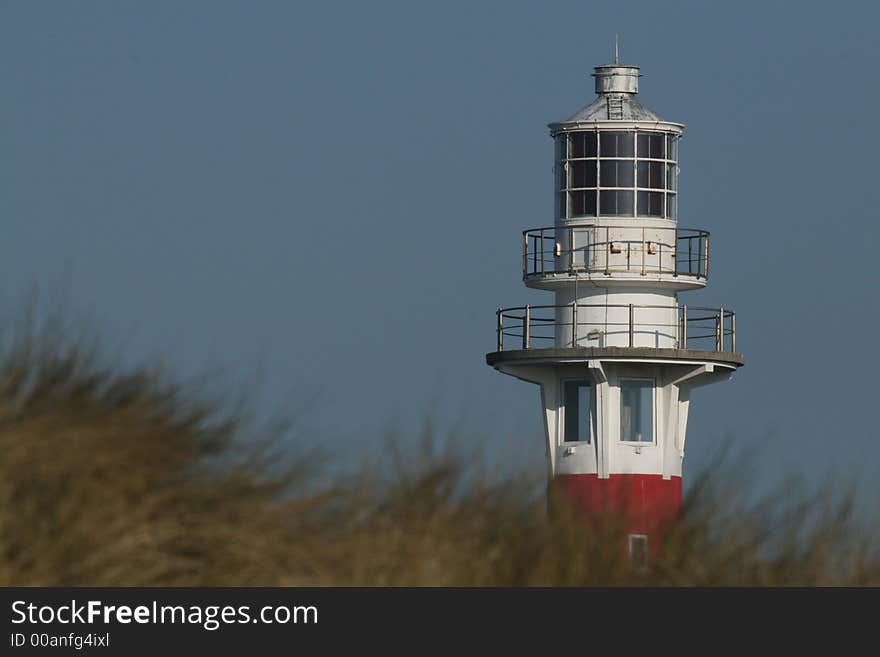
left=629, top=304, right=634, bottom=347
left=689, top=237, right=694, bottom=276
left=604, top=226, right=610, bottom=275
left=572, top=301, right=578, bottom=347
left=673, top=227, right=679, bottom=276
left=731, top=312, right=736, bottom=352
left=717, top=307, right=724, bottom=351
left=497, top=308, right=503, bottom=351
left=523, top=305, right=530, bottom=350
left=540, top=229, right=545, bottom=275
left=705, top=235, right=710, bottom=279
left=641, top=226, right=646, bottom=276
left=522, top=233, right=528, bottom=279
left=533, top=234, right=538, bottom=274
left=682, top=304, right=688, bottom=348
left=585, top=228, right=591, bottom=274
left=677, top=306, right=682, bottom=347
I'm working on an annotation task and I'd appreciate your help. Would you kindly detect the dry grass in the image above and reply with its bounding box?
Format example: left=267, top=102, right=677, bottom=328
left=0, top=316, right=877, bottom=586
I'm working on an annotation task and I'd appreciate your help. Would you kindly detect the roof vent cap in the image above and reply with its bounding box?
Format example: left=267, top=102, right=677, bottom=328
left=592, top=64, right=640, bottom=95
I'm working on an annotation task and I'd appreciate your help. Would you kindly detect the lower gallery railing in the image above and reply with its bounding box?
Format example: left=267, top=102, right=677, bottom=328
left=495, top=303, right=736, bottom=352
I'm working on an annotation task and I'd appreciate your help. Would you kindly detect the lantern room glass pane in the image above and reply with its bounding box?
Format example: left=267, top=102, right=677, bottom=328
left=666, top=193, right=676, bottom=219
left=666, top=135, right=678, bottom=161
left=600, top=160, right=634, bottom=188
left=570, top=190, right=596, bottom=217
left=570, top=132, right=597, bottom=158
left=620, top=379, right=653, bottom=443
left=556, top=192, right=567, bottom=219
left=570, top=160, right=597, bottom=188
left=599, top=190, right=633, bottom=216
left=638, top=191, right=663, bottom=217
left=564, top=380, right=592, bottom=443
left=556, top=162, right=567, bottom=191
left=555, top=135, right=568, bottom=162
left=637, top=161, right=663, bottom=189
left=666, top=163, right=677, bottom=191
left=637, top=133, right=664, bottom=159
left=600, top=131, right=634, bottom=157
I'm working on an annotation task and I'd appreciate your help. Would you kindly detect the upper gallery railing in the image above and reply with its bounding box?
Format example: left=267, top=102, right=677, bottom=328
left=523, top=223, right=709, bottom=280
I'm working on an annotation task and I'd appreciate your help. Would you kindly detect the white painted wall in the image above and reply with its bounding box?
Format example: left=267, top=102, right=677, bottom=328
left=494, top=360, right=735, bottom=481
left=554, top=219, right=680, bottom=276
left=553, top=287, right=679, bottom=349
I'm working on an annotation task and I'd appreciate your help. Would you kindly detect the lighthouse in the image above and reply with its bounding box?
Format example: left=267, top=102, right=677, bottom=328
left=486, top=54, right=744, bottom=556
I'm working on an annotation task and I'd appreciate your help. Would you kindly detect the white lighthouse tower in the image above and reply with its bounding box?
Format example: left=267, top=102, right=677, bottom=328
left=486, top=54, right=744, bottom=555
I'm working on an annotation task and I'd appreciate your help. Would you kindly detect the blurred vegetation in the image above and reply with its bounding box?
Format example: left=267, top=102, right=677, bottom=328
left=0, top=314, right=877, bottom=586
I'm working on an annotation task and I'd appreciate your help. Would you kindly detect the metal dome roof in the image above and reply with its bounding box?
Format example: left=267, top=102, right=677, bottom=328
left=548, top=62, right=681, bottom=131
left=559, top=93, right=665, bottom=123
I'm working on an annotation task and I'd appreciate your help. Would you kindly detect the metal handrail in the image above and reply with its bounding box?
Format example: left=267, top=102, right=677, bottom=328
left=522, top=223, right=710, bottom=280
left=495, top=303, right=736, bottom=353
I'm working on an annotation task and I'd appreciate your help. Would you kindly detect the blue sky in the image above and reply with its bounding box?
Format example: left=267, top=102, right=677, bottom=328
left=2, top=1, right=878, bottom=501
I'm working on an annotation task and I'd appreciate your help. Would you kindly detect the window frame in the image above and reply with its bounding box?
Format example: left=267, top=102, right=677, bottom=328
left=560, top=378, right=595, bottom=445
left=618, top=377, right=656, bottom=445
left=628, top=533, right=650, bottom=568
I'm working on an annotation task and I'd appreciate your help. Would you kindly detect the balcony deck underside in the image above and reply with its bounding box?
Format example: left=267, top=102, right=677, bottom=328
left=486, top=346, right=744, bottom=369
left=524, top=273, right=706, bottom=291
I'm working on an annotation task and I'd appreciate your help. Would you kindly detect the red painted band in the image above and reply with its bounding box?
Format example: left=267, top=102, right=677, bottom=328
left=555, top=473, right=682, bottom=537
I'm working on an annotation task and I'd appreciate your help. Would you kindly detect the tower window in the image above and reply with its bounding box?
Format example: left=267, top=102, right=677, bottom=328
left=563, top=380, right=592, bottom=443
left=620, top=379, right=654, bottom=443
left=628, top=534, right=649, bottom=569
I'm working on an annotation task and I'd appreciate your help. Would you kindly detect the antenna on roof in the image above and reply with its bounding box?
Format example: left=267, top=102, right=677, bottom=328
left=614, top=34, right=620, bottom=64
